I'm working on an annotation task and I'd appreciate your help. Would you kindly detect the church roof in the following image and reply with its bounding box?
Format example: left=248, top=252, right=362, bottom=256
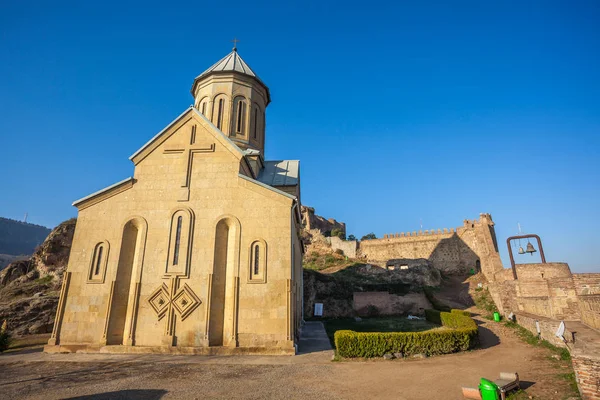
left=195, top=49, right=261, bottom=82
left=257, top=160, right=299, bottom=187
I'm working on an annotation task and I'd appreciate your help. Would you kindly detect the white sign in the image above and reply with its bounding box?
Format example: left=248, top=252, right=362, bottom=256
left=314, top=303, right=323, bottom=317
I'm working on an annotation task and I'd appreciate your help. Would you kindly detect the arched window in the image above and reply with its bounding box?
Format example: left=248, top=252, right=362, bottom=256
left=233, top=97, right=247, bottom=135
left=94, top=245, right=104, bottom=275
left=197, top=97, right=208, bottom=116
left=248, top=239, right=267, bottom=283
left=88, top=241, right=110, bottom=283
left=212, top=96, right=227, bottom=130
left=166, top=209, right=194, bottom=276
left=253, top=244, right=260, bottom=275
left=216, top=99, right=224, bottom=129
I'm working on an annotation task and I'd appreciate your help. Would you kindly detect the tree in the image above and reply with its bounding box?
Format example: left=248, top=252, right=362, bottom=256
left=347, top=234, right=356, bottom=241
left=361, top=233, right=377, bottom=241
left=0, top=320, right=11, bottom=353
left=330, top=228, right=346, bottom=240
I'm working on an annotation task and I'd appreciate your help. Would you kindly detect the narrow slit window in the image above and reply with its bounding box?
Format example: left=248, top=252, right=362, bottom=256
left=201, top=102, right=206, bottom=115
left=253, top=108, right=258, bottom=139
left=216, top=99, right=224, bottom=130
left=94, top=245, right=103, bottom=276
left=254, top=244, right=260, bottom=275
left=236, top=100, right=246, bottom=134
left=173, top=216, right=183, bottom=265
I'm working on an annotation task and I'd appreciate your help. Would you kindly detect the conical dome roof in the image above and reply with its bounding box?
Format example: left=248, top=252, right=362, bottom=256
left=197, top=48, right=259, bottom=80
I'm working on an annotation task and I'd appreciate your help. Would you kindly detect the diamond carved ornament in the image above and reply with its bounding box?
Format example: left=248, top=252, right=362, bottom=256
left=148, top=281, right=201, bottom=321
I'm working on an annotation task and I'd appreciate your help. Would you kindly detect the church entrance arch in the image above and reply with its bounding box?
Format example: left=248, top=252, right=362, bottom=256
left=208, top=216, right=240, bottom=346
left=106, top=218, right=146, bottom=345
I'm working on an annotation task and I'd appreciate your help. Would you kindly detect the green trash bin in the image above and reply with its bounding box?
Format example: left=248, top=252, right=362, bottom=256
left=479, top=378, right=500, bottom=400
left=493, top=312, right=501, bottom=322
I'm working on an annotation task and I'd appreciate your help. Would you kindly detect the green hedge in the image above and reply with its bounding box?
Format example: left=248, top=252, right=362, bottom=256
left=334, top=309, right=478, bottom=358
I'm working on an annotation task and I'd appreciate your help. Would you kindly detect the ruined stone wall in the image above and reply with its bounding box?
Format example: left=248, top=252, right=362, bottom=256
left=301, top=206, right=345, bottom=235
left=328, top=236, right=357, bottom=258
left=359, top=213, right=503, bottom=280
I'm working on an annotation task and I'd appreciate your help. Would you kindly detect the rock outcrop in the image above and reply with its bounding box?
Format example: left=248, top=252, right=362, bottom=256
left=0, top=218, right=76, bottom=336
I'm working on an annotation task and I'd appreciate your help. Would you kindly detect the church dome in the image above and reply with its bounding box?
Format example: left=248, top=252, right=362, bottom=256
left=190, top=47, right=271, bottom=155
left=190, top=48, right=270, bottom=103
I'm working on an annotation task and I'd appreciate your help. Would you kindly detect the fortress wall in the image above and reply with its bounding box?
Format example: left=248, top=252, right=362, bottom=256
left=573, top=273, right=600, bottom=296
left=515, top=262, right=572, bottom=280
left=359, top=214, right=504, bottom=280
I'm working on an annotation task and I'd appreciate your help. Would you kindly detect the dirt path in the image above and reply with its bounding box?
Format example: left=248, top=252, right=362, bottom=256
left=0, top=312, right=577, bottom=400
left=0, top=317, right=570, bottom=400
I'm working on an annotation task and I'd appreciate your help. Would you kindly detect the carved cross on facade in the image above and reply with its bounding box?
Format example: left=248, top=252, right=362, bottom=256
left=163, top=125, right=215, bottom=201
left=148, top=276, right=201, bottom=345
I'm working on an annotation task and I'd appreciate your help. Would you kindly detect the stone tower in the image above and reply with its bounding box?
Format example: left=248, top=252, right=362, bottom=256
left=190, top=46, right=270, bottom=154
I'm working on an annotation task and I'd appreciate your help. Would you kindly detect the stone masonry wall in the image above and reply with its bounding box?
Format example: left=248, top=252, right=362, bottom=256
left=359, top=213, right=503, bottom=280
left=328, top=236, right=357, bottom=258
left=574, top=274, right=600, bottom=296
left=572, top=353, right=600, bottom=400
left=579, top=295, right=600, bottom=330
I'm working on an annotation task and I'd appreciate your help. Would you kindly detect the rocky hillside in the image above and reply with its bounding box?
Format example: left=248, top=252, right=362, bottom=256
left=0, top=218, right=76, bottom=336
left=0, top=217, right=52, bottom=258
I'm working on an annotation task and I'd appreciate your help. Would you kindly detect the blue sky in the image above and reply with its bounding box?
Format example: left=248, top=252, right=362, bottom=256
left=1, top=1, right=598, bottom=272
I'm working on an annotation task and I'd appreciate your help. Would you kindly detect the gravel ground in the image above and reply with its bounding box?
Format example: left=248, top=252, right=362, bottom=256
left=0, top=314, right=579, bottom=400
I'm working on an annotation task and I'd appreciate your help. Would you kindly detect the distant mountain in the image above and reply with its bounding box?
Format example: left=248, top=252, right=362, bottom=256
left=0, top=217, right=52, bottom=257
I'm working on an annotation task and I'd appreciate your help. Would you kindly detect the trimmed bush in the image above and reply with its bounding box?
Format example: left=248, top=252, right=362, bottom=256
left=334, top=309, right=478, bottom=358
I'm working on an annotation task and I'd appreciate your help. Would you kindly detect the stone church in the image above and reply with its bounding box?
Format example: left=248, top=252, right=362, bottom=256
left=45, top=47, right=304, bottom=355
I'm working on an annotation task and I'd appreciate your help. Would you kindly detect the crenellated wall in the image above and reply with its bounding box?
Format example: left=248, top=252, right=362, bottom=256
left=359, top=214, right=503, bottom=280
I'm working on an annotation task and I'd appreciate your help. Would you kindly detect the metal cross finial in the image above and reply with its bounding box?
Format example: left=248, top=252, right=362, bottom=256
left=232, top=37, right=239, bottom=51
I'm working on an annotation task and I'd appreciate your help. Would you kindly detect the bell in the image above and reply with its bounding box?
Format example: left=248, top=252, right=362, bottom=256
left=525, top=242, right=537, bottom=255
left=518, top=246, right=525, bottom=255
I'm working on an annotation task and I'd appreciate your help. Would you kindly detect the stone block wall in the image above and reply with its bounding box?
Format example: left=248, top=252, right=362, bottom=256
left=359, top=214, right=503, bottom=280
left=514, top=312, right=566, bottom=348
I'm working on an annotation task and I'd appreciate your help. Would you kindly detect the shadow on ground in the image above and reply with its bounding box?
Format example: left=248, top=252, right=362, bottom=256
left=65, top=390, right=168, bottom=400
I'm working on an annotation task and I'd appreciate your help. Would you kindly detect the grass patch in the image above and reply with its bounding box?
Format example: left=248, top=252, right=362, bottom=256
left=506, top=390, right=531, bottom=400
left=503, top=321, right=580, bottom=399
left=303, top=251, right=353, bottom=271
left=35, top=275, right=54, bottom=285
left=503, top=321, right=570, bottom=361
left=472, top=288, right=498, bottom=319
